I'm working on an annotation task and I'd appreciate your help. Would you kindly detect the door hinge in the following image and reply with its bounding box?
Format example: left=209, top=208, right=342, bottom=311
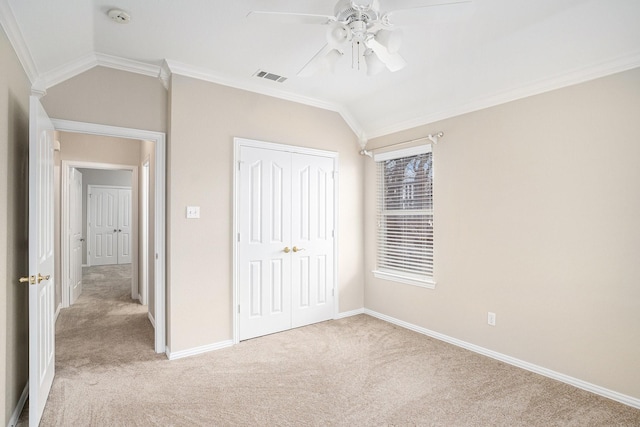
left=331, top=230, right=335, bottom=238
left=237, top=232, right=240, bottom=242
left=237, top=161, right=242, bottom=171
left=238, top=305, right=240, bottom=314
left=332, top=288, right=335, bottom=297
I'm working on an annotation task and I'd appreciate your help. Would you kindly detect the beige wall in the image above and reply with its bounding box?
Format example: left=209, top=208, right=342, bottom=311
left=167, top=74, right=364, bottom=352
left=365, top=67, right=640, bottom=399
left=0, top=25, right=31, bottom=425
left=42, top=66, right=167, bottom=133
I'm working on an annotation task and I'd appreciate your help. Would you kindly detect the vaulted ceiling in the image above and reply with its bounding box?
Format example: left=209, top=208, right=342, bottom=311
left=1, top=0, right=639, bottom=140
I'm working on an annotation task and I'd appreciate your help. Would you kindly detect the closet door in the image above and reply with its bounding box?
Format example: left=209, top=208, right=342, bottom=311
left=290, top=153, right=335, bottom=328
left=238, top=144, right=336, bottom=341
left=90, top=187, right=119, bottom=266
left=238, top=146, right=293, bottom=340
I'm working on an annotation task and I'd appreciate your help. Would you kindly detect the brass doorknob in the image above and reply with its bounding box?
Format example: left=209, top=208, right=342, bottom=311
left=19, top=276, right=35, bottom=284
left=18, top=273, right=50, bottom=285
left=283, top=247, right=291, bottom=253
left=292, top=246, right=305, bottom=252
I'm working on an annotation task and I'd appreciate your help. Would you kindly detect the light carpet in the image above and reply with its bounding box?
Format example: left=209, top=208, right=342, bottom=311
left=18, top=265, right=640, bottom=426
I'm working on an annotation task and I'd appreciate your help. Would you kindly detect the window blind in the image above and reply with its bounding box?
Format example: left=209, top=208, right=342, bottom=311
left=376, top=149, right=433, bottom=282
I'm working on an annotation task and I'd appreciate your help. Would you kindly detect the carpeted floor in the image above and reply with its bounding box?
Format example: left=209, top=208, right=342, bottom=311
left=19, top=265, right=640, bottom=426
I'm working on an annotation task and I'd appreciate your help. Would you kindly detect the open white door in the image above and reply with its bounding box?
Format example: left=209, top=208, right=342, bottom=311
left=118, top=188, right=132, bottom=264
left=69, top=168, right=83, bottom=304
left=26, top=96, right=56, bottom=426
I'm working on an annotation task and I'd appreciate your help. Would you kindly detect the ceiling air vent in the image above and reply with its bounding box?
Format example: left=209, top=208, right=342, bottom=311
left=254, top=70, right=287, bottom=83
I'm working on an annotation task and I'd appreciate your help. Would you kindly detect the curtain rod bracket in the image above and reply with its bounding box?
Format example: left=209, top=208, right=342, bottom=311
left=360, top=149, right=373, bottom=158
left=427, top=132, right=444, bottom=145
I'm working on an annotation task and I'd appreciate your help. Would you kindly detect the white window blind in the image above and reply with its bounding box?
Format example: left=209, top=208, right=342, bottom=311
left=374, top=145, right=434, bottom=287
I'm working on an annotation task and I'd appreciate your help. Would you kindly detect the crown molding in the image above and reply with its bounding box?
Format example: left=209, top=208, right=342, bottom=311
left=35, top=52, right=162, bottom=90
left=0, top=0, right=39, bottom=83
left=37, top=52, right=97, bottom=89
left=366, top=50, right=640, bottom=140
left=95, top=53, right=161, bottom=78
left=163, top=59, right=366, bottom=140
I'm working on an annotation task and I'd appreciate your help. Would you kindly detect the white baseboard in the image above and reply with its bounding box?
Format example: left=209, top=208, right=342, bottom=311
left=364, top=309, right=640, bottom=410
left=335, top=308, right=365, bottom=319
left=167, top=340, right=234, bottom=361
left=147, top=311, right=155, bottom=328
left=7, top=381, right=28, bottom=427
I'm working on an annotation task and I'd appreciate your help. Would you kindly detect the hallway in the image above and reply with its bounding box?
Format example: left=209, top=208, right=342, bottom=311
left=18, top=265, right=161, bottom=425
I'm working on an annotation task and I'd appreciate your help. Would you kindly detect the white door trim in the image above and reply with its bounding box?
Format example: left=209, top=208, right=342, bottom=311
left=232, top=137, right=339, bottom=344
left=141, top=158, right=150, bottom=306
left=53, top=119, right=166, bottom=355
left=62, top=165, right=137, bottom=305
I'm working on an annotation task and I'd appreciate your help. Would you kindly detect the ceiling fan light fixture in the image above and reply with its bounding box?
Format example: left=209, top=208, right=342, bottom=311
left=375, top=29, right=402, bottom=54
left=326, top=24, right=349, bottom=47
left=364, top=50, right=386, bottom=76
left=321, top=49, right=344, bottom=73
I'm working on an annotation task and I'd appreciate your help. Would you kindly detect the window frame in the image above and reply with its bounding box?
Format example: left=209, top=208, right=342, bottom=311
left=372, top=144, right=436, bottom=289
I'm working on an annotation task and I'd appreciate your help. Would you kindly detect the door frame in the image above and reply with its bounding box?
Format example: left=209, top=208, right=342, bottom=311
left=141, top=158, right=150, bottom=306
left=232, top=137, right=340, bottom=344
left=53, top=119, right=166, bottom=354
left=63, top=165, right=137, bottom=303
left=67, top=167, right=83, bottom=306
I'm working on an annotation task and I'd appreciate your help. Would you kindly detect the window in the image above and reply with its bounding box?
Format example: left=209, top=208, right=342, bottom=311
left=373, top=145, right=434, bottom=288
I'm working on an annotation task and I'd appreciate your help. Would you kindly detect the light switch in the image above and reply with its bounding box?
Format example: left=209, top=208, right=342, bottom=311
left=186, top=206, right=200, bottom=219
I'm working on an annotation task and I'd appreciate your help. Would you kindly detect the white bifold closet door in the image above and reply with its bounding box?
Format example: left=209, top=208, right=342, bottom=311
left=89, top=186, right=132, bottom=265
left=238, top=145, right=335, bottom=341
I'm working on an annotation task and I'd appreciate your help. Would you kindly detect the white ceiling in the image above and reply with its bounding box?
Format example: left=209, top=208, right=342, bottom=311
left=2, top=0, right=639, bottom=140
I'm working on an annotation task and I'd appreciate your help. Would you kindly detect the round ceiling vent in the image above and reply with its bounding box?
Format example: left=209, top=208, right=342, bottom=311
left=108, top=9, right=130, bottom=24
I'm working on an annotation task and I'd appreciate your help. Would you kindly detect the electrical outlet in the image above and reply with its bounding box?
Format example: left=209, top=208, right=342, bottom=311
left=487, top=312, right=496, bottom=326
left=186, top=206, right=200, bottom=219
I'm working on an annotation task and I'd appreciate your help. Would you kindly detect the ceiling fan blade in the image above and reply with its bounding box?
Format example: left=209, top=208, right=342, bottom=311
left=365, top=38, right=407, bottom=72
left=384, top=0, right=471, bottom=12
left=298, top=44, right=344, bottom=77
left=246, top=11, right=336, bottom=25
left=381, top=0, right=472, bottom=26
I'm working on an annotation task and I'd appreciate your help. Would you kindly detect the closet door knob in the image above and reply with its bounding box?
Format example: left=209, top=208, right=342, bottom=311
left=292, top=246, right=305, bottom=253
left=283, top=247, right=291, bottom=253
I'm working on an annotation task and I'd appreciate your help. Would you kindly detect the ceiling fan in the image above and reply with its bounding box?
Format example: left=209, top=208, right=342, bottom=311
left=247, top=0, right=470, bottom=76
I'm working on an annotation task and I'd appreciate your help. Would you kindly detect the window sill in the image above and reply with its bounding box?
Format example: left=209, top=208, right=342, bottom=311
left=372, top=270, right=436, bottom=289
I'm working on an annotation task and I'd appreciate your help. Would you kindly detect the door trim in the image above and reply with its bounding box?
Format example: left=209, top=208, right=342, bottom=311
left=232, top=137, right=340, bottom=344
left=62, top=164, right=137, bottom=305
left=52, top=119, right=167, bottom=355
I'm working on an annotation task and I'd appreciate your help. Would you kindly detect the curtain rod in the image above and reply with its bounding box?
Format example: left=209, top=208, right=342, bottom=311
left=360, top=132, right=444, bottom=158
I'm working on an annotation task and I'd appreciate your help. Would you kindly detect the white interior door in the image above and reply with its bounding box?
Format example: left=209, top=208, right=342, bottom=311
left=27, top=96, right=56, bottom=427
left=69, top=168, right=83, bottom=304
left=239, top=147, right=293, bottom=340
left=89, top=187, right=118, bottom=265
left=290, top=153, right=335, bottom=328
left=238, top=144, right=335, bottom=341
left=117, top=188, right=132, bottom=264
